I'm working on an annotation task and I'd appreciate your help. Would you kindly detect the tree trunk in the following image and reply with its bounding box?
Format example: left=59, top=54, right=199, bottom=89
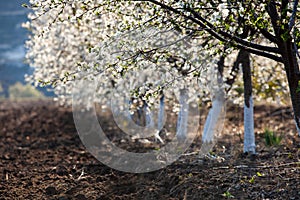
left=201, top=93, right=226, bottom=143
left=240, top=50, right=256, bottom=154
left=157, top=95, right=165, bottom=131
left=176, top=88, right=189, bottom=142
left=266, top=0, right=300, bottom=135
left=201, top=54, right=226, bottom=143
left=278, top=40, right=300, bottom=135
left=154, top=94, right=165, bottom=144
left=144, top=103, right=154, bottom=128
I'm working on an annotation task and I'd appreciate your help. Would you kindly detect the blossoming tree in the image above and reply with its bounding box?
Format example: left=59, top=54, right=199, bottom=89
left=24, top=0, right=299, bottom=155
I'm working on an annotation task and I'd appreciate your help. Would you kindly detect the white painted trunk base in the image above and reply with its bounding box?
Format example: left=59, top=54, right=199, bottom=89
left=155, top=96, right=165, bottom=144
left=144, top=104, right=154, bottom=128
left=243, top=96, right=255, bottom=154
left=142, top=103, right=164, bottom=143
left=157, top=95, right=165, bottom=131
left=176, top=89, right=189, bottom=141
left=202, top=91, right=226, bottom=143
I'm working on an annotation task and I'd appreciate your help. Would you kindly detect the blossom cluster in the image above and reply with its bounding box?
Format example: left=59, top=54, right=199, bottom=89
left=23, top=0, right=290, bottom=107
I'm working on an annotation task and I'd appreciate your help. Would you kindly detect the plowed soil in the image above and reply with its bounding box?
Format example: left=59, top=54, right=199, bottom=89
left=0, top=100, right=299, bottom=199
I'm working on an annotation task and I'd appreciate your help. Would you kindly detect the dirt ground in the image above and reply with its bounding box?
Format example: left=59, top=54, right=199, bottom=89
left=0, top=99, right=299, bottom=200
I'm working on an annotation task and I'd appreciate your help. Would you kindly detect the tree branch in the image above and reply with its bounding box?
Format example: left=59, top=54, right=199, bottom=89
left=186, top=7, right=280, bottom=54
left=250, top=13, right=278, bottom=43
left=259, top=28, right=278, bottom=43
left=136, top=0, right=283, bottom=62
left=266, top=0, right=280, bottom=38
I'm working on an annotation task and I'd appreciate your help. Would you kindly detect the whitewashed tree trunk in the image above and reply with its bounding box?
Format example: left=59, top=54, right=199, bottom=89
left=202, top=90, right=226, bottom=143
left=243, top=96, right=255, bottom=153
left=157, top=95, right=165, bottom=131
left=176, top=88, right=189, bottom=141
left=145, top=104, right=158, bottom=130
left=241, top=50, right=256, bottom=154
left=153, top=94, right=165, bottom=143
left=202, top=53, right=226, bottom=144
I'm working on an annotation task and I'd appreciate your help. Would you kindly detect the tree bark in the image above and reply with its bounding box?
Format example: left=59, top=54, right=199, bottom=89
left=176, top=88, right=189, bottom=142
left=158, top=95, right=165, bottom=131
left=278, top=40, right=300, bottom=135
left=240, top=50, right=256, bottom=154
left=201, top=93, right=225, bottom=143
left=201, top=54, right=226, bottom=143
left=267, top=0, right=300, bottom=135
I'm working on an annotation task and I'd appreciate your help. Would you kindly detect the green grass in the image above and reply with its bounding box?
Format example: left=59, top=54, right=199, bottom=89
left=264, top=129, right=282, bottom=146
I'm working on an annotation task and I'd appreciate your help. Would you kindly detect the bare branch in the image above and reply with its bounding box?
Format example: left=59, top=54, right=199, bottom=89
left=266, top=0, right=280, bottom=37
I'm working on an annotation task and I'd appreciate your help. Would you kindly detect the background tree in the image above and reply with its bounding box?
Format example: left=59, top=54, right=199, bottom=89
left=24, top=0, right=300, bottom=154
left=133, top=0, right=300, bottom=133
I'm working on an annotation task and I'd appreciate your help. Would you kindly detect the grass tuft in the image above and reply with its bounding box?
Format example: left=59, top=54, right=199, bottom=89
left=264, top=129, right=282, bottom=146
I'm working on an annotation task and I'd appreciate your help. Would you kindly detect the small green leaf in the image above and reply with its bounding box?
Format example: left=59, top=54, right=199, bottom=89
left=256, top=172, right=262, bottom=177
left=222, top=191, right=234, bottom=198
left=249, top=176, right=255, bottom=184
